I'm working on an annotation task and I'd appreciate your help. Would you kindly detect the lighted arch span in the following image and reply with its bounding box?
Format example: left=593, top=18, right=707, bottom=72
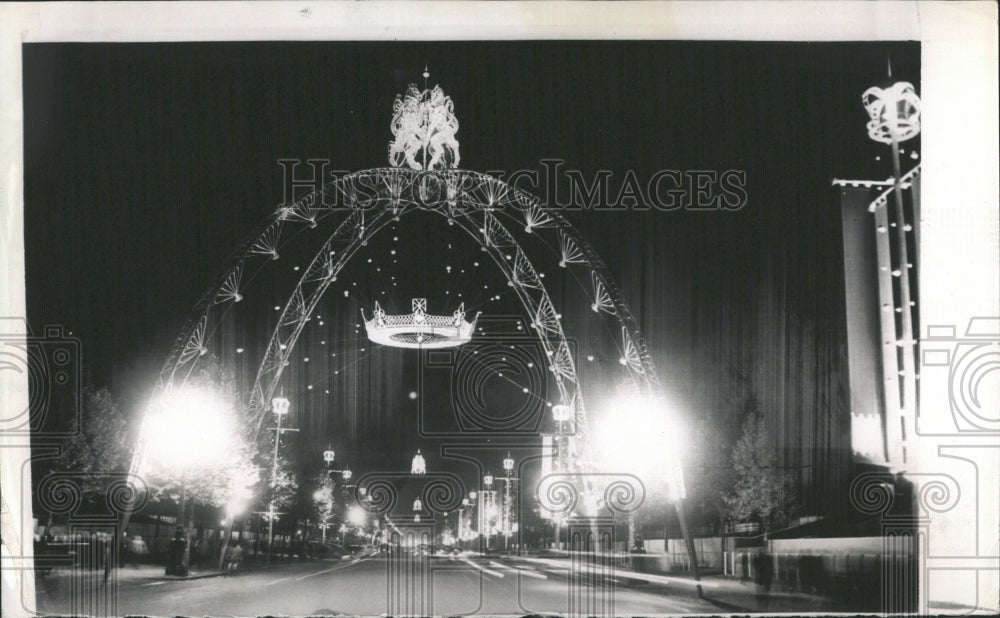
left=134, top=168, right=662, bottom=481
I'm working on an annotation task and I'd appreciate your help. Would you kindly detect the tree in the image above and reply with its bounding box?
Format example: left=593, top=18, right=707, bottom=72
left=40, top=384, right=132, bottom=524
left=725, top=408, right=795, bottom=537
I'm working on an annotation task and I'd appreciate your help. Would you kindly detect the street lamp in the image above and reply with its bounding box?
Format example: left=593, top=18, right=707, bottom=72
left=267, top=394, right=297, bottom=564
left=552, top=404, right=572, bottom=422
left=342, top=469, right=353, bottom=482
left=323, top=446, right=335, bottom=464
left=500, top=454, right=518, bottom=552
left=411, top=449, right=426, bottom=475
left=593, top=392, right=701, bottom=597
left=413, top=497, right=423, bottom=523
left=144, top=386, right=233, bottom=576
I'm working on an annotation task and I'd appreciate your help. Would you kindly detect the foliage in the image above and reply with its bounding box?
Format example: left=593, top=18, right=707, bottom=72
left=50, top=384, right=131, bottom=496
left=725, top=408, right=795, bottom=533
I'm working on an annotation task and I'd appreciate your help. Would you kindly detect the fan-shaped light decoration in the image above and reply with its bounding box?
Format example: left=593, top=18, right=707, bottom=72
left=178, top=316, right=209, bottom=364
left=558, top=231, right=585, bottom=267
left=388, top=81, right=460, bottom=171
left=619, top=326, right=645, bottom=374
left=862, top=82, right=921, bottom=144
left=363, top=298, right=480, bottom=349
left=523, top=203, right=555, bottom=233
left=590, top=271, right=615, bottom=314
left=251, top=224, right=281, bottom=260
left=214, top=264, right=243, bottom=304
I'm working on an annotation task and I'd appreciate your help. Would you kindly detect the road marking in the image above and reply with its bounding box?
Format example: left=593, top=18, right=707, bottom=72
left=519, top=556, right=718, bottom=588
left=294, top=557, right=367, bottom=582
left=461, top=558, right=504, bottom=578
left=142, top=581, right=166, bottom=587
left=488, top=561, right=547, bottom=580
left=513, top=566, right=547, bottom=580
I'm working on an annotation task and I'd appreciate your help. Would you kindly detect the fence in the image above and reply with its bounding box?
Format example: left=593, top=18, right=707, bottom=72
left=722, top=550, right=913, bottom=599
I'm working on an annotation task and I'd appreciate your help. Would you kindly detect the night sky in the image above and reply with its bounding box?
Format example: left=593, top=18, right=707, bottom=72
left=23, top=41, right=920, bottom=518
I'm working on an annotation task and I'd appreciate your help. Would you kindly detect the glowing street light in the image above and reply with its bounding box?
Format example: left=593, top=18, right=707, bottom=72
left=144, top=385, right=234, bottom=576
left=323, top=446, right=335, bottom=464
left=593, top=391, right=701, bottom=597
left=503, top=454, right=514, bottom=472
left=411, top=449, right=427, bottom=475
left=483, top=474, right=494, bottom=487
left=348, top=505, right=367, bottom=527
left=552, top=404, right=572, bottom=422
left=342, top=469, right=353, bottom=481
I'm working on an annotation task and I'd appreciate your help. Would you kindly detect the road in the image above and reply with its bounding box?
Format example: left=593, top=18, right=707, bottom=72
left=38, top=552, right=720, bottom=616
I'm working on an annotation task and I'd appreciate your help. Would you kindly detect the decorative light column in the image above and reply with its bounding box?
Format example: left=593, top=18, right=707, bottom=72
left=267, top=395, right=296, bottom=564
left=501, top=454, right=518, bottom=553
left=483, top=474, right=496, bottom=551
left=861, top=75, right=922, bottom=465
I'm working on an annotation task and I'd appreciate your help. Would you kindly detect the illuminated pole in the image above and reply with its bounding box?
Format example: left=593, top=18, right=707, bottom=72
left=268, top=395, right=293, bottom=564
left=502, top=454, right=516, bottom=553
left=483, top=474, right=494, bottom=551
left=862, top=75, right=922, bottom=461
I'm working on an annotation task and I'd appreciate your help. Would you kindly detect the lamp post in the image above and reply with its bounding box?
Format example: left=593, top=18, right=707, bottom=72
left=459, top=498, right=469, bottom=550
left=593, top=392, right=703, bottom=597
left=467, top=491, right=478, bottom=551
left=267, top=395, right=296, bottom=564
left=550, top=404, right=573, bottom=550
left=500, top=454, right=518, bottom=552
left=483, top=474, right=496, bottom=551
left=143, top=386, right=233, bottom=576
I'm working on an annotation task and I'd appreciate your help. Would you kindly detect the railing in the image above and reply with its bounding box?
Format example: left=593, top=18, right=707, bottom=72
left=721, top=551, right=914, bottom=599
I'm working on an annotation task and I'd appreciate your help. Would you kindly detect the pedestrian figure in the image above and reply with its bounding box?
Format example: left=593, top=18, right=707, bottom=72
left=227, top=542, right=244, bottom=572
left=754, top=551, right=774, bottom=610
left=166, top=527, right=188, bottom=576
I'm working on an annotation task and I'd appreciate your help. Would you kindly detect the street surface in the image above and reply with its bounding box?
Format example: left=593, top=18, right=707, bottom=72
left=38, top=552, right=724, bottom=616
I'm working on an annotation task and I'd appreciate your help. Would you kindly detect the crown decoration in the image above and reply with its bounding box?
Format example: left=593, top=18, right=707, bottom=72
left=862, top=81, right=921, bottom=144
left=362, top=298, right=479, bottom=349
left=388, top=74, right=461, bottom=171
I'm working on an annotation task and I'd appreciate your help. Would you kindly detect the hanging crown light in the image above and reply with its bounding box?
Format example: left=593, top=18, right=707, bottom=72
left=323, top=446, right=335, bottom=463
left=363, top=298, right=479, bottom=349
left=411, top=449, right=427, bottom=475
left=272, top=396, right=290, bottom=416
left=552, top=404, right=572, bottom=422
left=342, top=469, right=352, bottom=481
left=503, top=454, right=515, bottom=472
left=862, top=78, right=921, bottom=144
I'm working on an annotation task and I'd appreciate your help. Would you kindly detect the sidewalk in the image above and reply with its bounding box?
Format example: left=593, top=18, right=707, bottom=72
left=512, top=553, right=846, bottom=613
left=38, top=558, right=291, bottom=585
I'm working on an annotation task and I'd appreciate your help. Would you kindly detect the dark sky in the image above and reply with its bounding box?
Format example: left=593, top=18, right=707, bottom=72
left=23, top=41, right=920, bottom=516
